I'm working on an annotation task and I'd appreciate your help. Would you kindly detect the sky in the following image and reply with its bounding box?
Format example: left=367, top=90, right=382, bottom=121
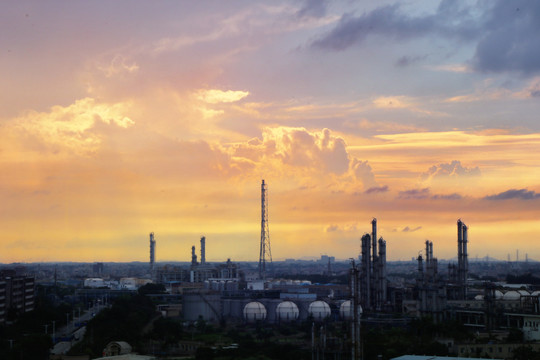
left=1, top=0, right=540, bottom=263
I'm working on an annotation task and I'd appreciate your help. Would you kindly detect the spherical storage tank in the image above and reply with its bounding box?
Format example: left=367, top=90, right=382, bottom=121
left=503, top=291, right=521, bottom=300
left=276, top=301, right=299, bottom=321
left=309, top=301, right=331, bottom=321
left=243, top=301, right=267, bottom=322
left=339, top=300, right=363, bottom=321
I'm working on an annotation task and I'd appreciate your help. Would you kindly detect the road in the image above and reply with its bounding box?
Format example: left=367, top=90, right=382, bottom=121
left=50, top=303, right=106, bottom=355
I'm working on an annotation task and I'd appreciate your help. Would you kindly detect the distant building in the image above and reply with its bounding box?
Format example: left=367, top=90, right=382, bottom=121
left=93, top=262, right=104, bottom=276
left=0, top=270, right=35, bottom=323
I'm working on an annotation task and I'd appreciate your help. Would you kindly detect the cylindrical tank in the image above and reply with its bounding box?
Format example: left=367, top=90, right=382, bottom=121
left=243, top=301, right=267, bottom=322
left=276, top=301, right=299, bottom=321
left=308, top=300, right=331, bottom=321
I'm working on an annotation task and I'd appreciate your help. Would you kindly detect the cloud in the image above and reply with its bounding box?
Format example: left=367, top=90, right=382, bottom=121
left=96, top=55, right=139, bottom=78
left=350, top=159, right=376, bottom=188
left=484, top=188, right=540, bottom=200
left=234, top=127, right=350, bottom=174
left=297, top=0, right=327, bottom=19
left=197, top=89, right=250, bottom=104
left=230, top=126, right=377, bottom=190
left=312, top=0, right=540, bottom=74
left=431, top=193, right=463, bottom=200
left=311, top=2, right=479, bottom=51
left=395, top=54, right=427, bottom=68
left=402, top=226, right=422, bottom=232
left=324, top=223, right=358, bottom=233
left=372, top=96, right=444, bottom=116
left=398, top=188, right=430, bottom=199
left=421, top=160, right=481, bottom=181
left=472, top=1, right=540, bottom=74
left=365, top=185, right=389, bottom=194
left=15, top=97, right=133, bottom=153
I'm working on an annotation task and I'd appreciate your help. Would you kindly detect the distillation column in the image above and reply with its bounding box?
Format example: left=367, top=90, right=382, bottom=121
left=200, top=236, right=206, bottom=265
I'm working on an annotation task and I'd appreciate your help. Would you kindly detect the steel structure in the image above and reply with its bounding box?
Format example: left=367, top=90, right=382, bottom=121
left=258, top=179, right=272, bottom=279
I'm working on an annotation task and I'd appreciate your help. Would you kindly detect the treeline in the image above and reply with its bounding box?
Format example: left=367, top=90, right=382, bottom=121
left=506, top=273, right=540, bottom=285
left=69, top=294, right=156, bottom=357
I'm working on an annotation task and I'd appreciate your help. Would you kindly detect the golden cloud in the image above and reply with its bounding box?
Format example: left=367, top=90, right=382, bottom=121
left=14, top=98, right=133, bottom=154
left=197, top=89, right=250, bottom=104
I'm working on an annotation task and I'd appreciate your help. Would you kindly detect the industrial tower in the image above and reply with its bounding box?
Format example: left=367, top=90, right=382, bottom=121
left=149, top=232, right=156, bottom=273
left=258, top=179, right=272, bottom=279
left=360, top=218, right=387, bottom=311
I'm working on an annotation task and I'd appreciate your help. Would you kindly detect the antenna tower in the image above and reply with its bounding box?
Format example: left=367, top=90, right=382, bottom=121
left=258, top=179, right=272, bottom=279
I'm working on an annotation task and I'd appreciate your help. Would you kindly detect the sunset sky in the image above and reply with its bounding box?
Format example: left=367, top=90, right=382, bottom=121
left=1, top=0, right=540, bottom=263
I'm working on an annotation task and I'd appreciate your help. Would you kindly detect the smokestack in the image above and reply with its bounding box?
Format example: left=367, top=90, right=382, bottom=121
left=200, top=236, right=206, bottom=264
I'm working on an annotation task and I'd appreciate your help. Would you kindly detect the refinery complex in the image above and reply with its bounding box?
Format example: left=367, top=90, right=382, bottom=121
left=3, top=180, right=540, bottom=359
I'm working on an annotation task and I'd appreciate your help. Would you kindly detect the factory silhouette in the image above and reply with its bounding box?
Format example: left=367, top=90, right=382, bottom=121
left=7, top=180, right=536, bottom=359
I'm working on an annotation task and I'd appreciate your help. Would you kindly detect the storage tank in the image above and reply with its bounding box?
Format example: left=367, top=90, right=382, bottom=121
left=339, top=300, right=363, bottom=321
left=308, top=300, right=331, bottom=321
left=276, top=301, right=299, bottom=321
left=243, top=301, right=267, bottom=322
left=503, top=291, right=520, bottom=300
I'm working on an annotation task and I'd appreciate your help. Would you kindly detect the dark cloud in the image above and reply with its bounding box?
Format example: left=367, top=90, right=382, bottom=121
left=311, top=1, right=479, bottom=51
left=312, top=0, right=540, bottom=74
left=472, top=1, right=540, bottom=74
left=402, top=226, right=422, bottom=232
left=297, top=0, right=327, bottom=19
left=484, top=188, right=540, bottom=200
left=431, top=193, right=463, bottom=200
left=364, top=185, right=389, bottom=194
left=395, top=54, right=428, bottom=68
left=398, top=188, right=430, bottom=199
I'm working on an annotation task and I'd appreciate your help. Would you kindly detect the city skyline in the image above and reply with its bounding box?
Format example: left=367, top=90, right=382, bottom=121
left=1, top=0, right=539, bottom=263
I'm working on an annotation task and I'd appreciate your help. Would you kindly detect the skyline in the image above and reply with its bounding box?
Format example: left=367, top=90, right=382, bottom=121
left=1, top=0, right=539, bottom=263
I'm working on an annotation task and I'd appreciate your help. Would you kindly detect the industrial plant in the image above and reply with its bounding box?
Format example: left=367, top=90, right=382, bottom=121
left=5, top=180, right=540, bottom=359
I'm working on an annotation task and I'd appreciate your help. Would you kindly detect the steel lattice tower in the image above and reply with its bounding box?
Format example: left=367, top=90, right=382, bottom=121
left=258, top=179, right=272, bottom=279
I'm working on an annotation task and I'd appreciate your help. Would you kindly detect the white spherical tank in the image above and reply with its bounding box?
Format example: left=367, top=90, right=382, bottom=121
left=339, top=300, right=362, bottom=321
left=503, top=291, right=520, bottom=300
left=309, top=301, right=331, bottom=321
left=243, top=301, right=267, bottom=322
left=276, top=301, right=299, bottom=321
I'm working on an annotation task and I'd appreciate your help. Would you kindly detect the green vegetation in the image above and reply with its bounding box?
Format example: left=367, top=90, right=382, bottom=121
left=69, top=293, right=156, bottom=357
